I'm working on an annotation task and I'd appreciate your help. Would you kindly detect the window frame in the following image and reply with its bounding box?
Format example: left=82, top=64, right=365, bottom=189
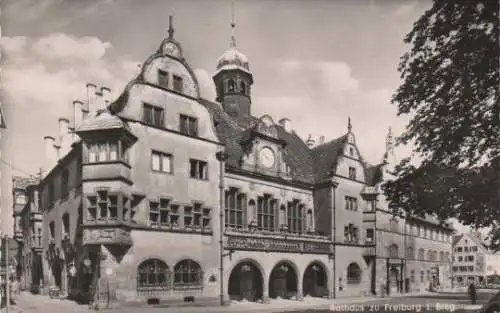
left=257, top=195, right=275, bottom=232
left=158, top=69, right=169, bottom=88
left=287, top=200, right=304, bottom=234
left=179, top=114, right=198, bottom=137
left=143, top=102, right=165, bottom=128
left=172, top=75, right=184, bottom=92
left=348, top=166, right=356, bottom=180
left=189, top=159, right=208, bottom=180
left=151, top=150, right=173, bottom=174
left=173, top=259, right=203, bottom=289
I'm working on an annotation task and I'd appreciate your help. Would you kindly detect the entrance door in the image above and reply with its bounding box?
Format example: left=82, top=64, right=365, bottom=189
left=389, top=267, right=399, bottom=294
left=240, top=266, right=256, bottom=301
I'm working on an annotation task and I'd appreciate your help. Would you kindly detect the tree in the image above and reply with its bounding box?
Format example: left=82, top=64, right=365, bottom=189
left=384, top=1, right=500, bottom=249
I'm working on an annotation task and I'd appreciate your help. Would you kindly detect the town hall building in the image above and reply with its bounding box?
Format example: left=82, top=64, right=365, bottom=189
left=29, top=15, right=454, bottom=308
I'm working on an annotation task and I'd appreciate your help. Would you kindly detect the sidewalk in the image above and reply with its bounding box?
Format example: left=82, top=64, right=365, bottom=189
left=6, top=290, right=486, bottom=313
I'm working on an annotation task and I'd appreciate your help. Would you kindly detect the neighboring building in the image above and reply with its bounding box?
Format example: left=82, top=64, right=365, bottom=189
left=0, top=101, right=12, bottom=237
left=12, top=176, right=43, bottom=293
left=358, top=129, right=454, bottom=296
left=452, top=232, right=500, bottom=286
left=36, top=16, right=455, bottom=308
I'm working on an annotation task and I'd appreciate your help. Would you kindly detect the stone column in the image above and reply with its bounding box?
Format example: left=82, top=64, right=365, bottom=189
left=262, top=272, right=270, bottom=303
left=296, top=270, right=304, bottom=301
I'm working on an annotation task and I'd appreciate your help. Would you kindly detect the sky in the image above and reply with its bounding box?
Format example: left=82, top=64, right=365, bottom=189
left=0, top=0, right=481, bottom=235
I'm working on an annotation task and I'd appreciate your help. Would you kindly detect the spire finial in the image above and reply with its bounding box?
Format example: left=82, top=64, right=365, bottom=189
left=168, top=15, right=175, bottom=39
left=386, top=126, right=393, bottom=152
left=347, top=116, right=352, bottom=132
left=230, top=2, right=236, bottom=47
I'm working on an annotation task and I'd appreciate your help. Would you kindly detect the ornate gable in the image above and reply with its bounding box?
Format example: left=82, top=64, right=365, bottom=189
left=239, top=115, right=291, bottom=179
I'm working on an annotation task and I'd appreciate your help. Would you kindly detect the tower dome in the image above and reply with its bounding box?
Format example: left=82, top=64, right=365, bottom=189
left=213, top=3, right=254, bottom=119
left=216, top=45, right=250, bottom=73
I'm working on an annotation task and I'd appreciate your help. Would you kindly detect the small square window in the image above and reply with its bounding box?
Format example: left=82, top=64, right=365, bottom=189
left=189, top=159, right=208, bottom=180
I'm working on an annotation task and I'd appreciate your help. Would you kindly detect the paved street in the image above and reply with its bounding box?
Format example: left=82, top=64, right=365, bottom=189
left=4, top=290, right=498, bottom=313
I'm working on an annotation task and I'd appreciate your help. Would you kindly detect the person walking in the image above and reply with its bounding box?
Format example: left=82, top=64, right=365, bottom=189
left=468, top=282, right=477, bottom=305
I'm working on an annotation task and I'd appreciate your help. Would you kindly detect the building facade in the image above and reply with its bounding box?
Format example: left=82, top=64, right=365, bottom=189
left=0, top=101, right=11, bottom=237
left=452, top=232, right=500, bottom=286
left=35, top=16, right=454, bottom=308
left=12, top=176, right=43, bottom=293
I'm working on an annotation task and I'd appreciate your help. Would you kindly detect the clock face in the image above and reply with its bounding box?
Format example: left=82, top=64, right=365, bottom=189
left=259, top=147, right=276, bottom=168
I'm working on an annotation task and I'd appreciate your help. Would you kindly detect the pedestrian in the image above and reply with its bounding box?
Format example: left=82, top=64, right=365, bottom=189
left=468, top=282, right=476, bottom=305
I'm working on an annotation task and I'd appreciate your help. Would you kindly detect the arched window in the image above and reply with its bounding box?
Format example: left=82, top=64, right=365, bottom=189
left=174, top=259, right=203, bottom=288
left=445, top=252, right=450, bottom=262
left=346, top=263, right=361, bottom=285
left=407, top=247, right=414, bottom=259
left=427, top=250, right=432, bottom=261
left=439, top=251, right=444, bottom=262
left=240, top=81, right=246, bottom=95
left=418, top=248, right=425, bottom=260
left=137, top=259, right=171, bottom=291
left=389, top=244, right=399, bottom=258
left=228, top=79, right=235, bottom=92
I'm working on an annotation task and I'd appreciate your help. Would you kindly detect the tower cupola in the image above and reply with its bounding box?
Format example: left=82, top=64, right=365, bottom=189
left=213, top=3, right=253, bottom=119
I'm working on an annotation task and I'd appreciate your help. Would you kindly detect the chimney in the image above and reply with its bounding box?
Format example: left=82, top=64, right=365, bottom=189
left=95, top=90, right=104, bottom=113
left=101, top=86, right=111, bottom=108
left=279, top=118, right=292, bottom=133
left=86, top=83, right=97, bottom=114
left=306, top=134, right=315, bottom=147
left=73, top=100, right=84, bottom=129
left=319, top=136, right=325, bottom=145
left=58, top=117, right=70, bottom=137
left=43, top=136, right=57, bottom=169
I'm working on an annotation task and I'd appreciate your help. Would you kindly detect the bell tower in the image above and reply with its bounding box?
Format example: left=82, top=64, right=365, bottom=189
left=213, top=3, right=253, bottom=118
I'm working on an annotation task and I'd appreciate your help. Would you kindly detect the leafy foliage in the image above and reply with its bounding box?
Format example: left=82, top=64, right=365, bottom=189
left=384, top=0, right=500, bottom=248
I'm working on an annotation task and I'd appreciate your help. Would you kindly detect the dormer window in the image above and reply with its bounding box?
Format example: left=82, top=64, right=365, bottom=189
left=143, top=103, right=164, bottom=127
left=348, top=167, right=356, bottom=180
left=349, top=147, right=354, bottom=156
left=173, top=75, right=183, bottom=92
left=158, top=70, right=169, bottom=88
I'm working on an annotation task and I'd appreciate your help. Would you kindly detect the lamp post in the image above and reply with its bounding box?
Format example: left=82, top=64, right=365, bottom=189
left=216, top=150, right=229, bottom=306
left=330, top=178, right=338, bottom=299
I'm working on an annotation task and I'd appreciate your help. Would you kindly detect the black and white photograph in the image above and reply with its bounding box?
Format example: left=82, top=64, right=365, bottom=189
left=0, top=0, right=498, bottom=312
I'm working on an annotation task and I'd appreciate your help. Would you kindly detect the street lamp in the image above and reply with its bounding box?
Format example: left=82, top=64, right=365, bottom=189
left=216, top=150, right=229, bottom=307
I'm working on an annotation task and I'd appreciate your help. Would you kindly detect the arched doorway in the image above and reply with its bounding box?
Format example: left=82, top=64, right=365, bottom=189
left=389, top=267, right=399, bottom=294
left=269, top=262, right=297, bottom=299
left=303, top=262, right=327, bottom=298
left=228, top=261, right=263, bottom=302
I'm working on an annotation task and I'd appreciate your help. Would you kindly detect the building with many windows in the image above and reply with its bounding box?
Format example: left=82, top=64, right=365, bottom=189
left=12, top=176, right=43, bottom=293
left=35, top=16, right=454, bottom=308
left=452, top=232, right=500, bottom=286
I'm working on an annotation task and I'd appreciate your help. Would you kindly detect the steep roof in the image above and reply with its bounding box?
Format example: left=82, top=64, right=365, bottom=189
left=311, top=135, right=347, bottom=183
left=76, top=110, right=131, bottom=133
